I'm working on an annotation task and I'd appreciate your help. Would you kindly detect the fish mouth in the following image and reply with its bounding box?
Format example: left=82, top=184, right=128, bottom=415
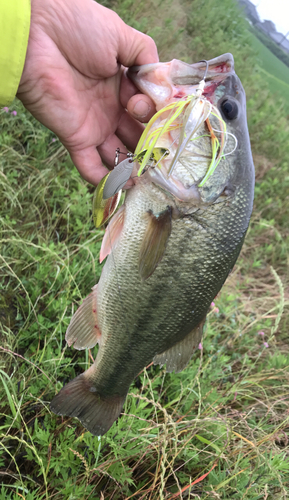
left=128, top=53, right=235, bottom=82
left=128, top=54, right=243, bottom=205
left=170, top=53, right=235, bottom=85
left=128, top=53, right=236, bottom=106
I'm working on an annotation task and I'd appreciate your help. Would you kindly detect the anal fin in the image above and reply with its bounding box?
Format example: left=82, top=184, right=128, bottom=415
left=50, top=369, right=126, bottom=436
left=139, top=206, right=172, bottom=280
left=65, top=285, right=101, bottom=350
left=153, top=318, right=205, bottom=373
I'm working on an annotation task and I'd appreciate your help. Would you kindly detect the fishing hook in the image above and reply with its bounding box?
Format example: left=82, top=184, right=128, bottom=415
left=198, top=59, right=209, bottom=80
left=196, top=60, right=209, bottom=97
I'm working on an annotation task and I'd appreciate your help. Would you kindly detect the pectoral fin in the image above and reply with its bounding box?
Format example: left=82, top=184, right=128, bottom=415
left=92, top=174, right=122, bottom=228
left=153, top=318, right=205, bottom=372
left=65, top=285, right=101, bottom=350
left=139, top=206, right=172, bottom=280
left=99, top=205, right=125, bottom=263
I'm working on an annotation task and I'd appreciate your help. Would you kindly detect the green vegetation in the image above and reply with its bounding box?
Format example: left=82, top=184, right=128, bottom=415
left=250, top=26, right=289, bottom=69
left=249, top=33, right=289, bottom=113
left=1, top=0, right=288, bottom=498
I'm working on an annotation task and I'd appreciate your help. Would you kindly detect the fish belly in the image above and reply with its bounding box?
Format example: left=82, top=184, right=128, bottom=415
left=50, top=180, right=249, bottom=435
left=92, top=184, right=242, bottom=395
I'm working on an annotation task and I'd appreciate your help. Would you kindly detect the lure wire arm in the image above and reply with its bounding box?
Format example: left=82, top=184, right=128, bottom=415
left=114, top=148, right=134, bottom=167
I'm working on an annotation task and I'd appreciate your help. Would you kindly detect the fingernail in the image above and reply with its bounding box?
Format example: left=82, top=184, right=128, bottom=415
left=133, top=100, right=150, bottom=118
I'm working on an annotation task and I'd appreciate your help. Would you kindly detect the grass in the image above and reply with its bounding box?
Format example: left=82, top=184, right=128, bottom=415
left=249, top=33, right=289, bottom=114
left=0, top=0, right=289, bottom=498
left=249, top=35, right=289, bottom=85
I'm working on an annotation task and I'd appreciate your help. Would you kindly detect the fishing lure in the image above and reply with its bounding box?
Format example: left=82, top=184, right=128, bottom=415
left=102, top=148, right=170, bottom=201
left=92, top=59, right=236, bottom=228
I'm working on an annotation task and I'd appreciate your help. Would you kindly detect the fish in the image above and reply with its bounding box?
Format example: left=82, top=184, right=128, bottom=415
left=50, top=53, right=254, bottom=436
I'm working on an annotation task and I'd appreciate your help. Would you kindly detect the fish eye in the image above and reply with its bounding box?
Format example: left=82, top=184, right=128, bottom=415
left=220, top=98, right=239, bottom=120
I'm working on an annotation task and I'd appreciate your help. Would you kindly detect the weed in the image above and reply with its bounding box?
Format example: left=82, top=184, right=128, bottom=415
left=0, top=0, right=288, bottom=498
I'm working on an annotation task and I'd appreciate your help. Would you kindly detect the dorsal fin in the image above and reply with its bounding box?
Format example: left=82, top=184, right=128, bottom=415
left=153, top=318, right=205, bottom=372
left=65, top=285, right=101, bottom=350
left=100, top=205, right=125, bottom=263
left=138, top=206, right=172, bottom=280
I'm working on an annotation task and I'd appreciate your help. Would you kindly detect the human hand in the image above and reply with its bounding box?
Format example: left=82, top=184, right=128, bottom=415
left=17, top=0, right=158, bottom=185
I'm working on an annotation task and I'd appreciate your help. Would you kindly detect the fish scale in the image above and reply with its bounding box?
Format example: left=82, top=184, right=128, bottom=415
left=50, top=53, right=254, bottom=436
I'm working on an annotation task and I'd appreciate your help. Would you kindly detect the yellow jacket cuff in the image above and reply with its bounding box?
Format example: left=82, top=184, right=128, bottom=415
left=0, top=0, right=31, bottom=107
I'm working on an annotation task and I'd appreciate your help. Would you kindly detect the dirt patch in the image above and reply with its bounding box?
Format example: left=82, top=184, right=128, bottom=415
left=253, top=154, right=275, bottom=180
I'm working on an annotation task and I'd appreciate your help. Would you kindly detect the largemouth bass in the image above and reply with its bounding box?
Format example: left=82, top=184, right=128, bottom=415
left=50, top=53, right=254, bottom=436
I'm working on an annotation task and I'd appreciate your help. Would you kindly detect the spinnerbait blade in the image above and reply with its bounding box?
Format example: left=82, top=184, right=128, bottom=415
left=103, top=158, right=134, bottom=200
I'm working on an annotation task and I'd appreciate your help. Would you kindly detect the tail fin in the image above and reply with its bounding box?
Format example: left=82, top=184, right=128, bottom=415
left=50, top=374, right=126, bottom=436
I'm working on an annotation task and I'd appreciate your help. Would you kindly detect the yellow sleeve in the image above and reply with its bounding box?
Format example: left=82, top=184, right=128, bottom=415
left=0, top=0, right=31, bottom=107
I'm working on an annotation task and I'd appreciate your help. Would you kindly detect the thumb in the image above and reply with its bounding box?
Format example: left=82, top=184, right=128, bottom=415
left=116, top=22, right=159, bottom=67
